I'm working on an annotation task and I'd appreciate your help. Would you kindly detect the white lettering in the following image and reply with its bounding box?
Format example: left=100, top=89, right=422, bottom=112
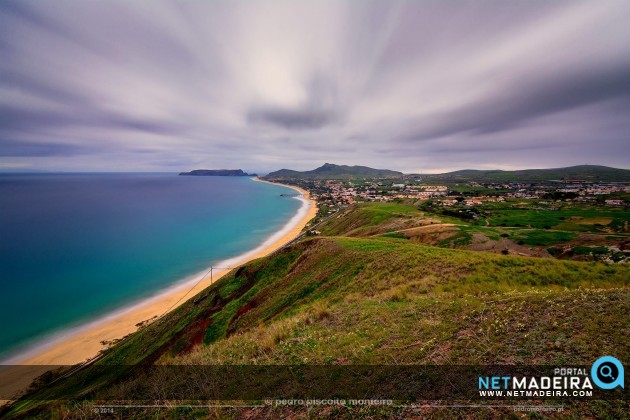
left=513, top=377, right=527, bottom=389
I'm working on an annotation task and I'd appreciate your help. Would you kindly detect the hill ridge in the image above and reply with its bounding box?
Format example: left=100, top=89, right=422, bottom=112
left=265, top=163, right=403, bottom=179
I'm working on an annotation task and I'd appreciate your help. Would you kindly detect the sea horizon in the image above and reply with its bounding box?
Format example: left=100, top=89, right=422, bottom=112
left=0, top=173, right=306, bottom=363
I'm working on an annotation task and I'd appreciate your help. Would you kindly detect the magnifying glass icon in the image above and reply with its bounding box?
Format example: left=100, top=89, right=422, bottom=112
left=599, top=365, right=615, bottom=379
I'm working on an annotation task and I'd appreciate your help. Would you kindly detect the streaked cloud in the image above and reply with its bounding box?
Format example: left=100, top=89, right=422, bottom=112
left=0, top=0, right=629, bottom=173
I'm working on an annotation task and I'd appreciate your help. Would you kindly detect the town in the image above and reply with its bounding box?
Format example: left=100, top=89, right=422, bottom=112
left=282, top=177, right=629, bottom=212
left=264, top=166, right=629, bottom=264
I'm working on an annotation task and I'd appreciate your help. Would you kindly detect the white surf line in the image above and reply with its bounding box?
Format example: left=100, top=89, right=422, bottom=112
left=0, top=180, right=312, bottom=365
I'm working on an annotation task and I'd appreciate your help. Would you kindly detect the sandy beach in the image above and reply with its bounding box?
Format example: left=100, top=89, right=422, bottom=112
left=6, top=180, right=316, bottom=368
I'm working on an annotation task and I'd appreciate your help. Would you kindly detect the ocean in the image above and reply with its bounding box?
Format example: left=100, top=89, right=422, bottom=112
left=0, top=173, right=303, bottom=362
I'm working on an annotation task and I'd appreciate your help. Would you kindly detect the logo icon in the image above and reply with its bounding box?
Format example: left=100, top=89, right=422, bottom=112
left=591, top=356, right=624, bottom=389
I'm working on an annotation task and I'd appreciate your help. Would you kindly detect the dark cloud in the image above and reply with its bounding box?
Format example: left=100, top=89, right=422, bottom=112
left=0, top=104, right=184, bottom=136
left=0, top=106, right=73, bottom=131
left=0, top=70, right=92, bottom=109
left=0, top=138, right=91, bottom=157
left=0, top=0, right=628, bottom=172
left=247, top=75, right=341, bottom=130
left=247, top=106, right=338, bottom=130
left=402, top=58, right=630, bottom=142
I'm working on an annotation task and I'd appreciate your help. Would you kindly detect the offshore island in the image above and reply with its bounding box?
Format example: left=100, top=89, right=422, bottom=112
left=179, top=169, right=258, bottom=177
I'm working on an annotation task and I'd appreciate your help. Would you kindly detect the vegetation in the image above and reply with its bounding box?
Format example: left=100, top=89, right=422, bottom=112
left=317, top=202, right=628, bottom=262
left=487, top=208, right=627, bottom=232
left=509, top=230, right=578, bottom=246
left=318, top=202, right=423, bottom=237
left=4, top=201, right=629, bottom=418
left=418, top=164, right=630, bottom=183
left=264, top=163, right=403, bottom=180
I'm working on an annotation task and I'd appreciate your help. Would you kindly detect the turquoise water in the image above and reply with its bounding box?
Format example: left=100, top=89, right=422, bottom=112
left=0, top=173, right=302, bottom=362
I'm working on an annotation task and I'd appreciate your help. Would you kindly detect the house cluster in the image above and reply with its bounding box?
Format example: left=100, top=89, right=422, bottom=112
left=279, top=178, right=628, bottom=210
left=308, top=181, right=452, bottom=204
left=439, top=196, right=506, bottom=207
left=391, top=185, right=449, bottom=200
left=476, top=182, right=629, bottom=204
left=605, top=199, right=625, bottom=206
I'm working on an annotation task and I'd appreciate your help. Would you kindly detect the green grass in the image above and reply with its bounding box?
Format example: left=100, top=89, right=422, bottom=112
left=17, top=236, right=622, bottom=417
left=509, top=229, right=578, bottom=246
left=183, top=287, right=629, bottom=366
left=318, top=202, right=424, bottom=236
left=487, top=208, right=628, bottom=232
left=421, top=165, right=630, bottom=182
left=437, top=229, right=472, bottom=247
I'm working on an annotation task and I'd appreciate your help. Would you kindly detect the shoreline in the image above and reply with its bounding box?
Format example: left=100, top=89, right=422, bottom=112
left=3, top=178, right=316, bottom=368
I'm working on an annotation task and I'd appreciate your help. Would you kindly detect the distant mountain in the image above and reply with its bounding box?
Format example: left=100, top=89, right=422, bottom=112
left=265, top=164, right=629, bottom=182
left=264, top=163, right=403, bottom=179
left=179, top=169, right=257, bottom=177
left=416, top=165, right=630, bottom=182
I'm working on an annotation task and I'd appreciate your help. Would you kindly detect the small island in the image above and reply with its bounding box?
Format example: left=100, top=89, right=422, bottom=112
left=179, top=169, right=257, bottom=177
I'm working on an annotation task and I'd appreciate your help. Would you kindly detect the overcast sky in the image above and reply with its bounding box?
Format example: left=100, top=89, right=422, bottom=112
left=1, top=0, right=629, bottom=173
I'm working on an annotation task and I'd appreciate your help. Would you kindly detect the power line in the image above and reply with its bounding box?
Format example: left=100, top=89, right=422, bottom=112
left=49, top=264, right=239, bottom=381
left=158, top=265, right=236, bottom=319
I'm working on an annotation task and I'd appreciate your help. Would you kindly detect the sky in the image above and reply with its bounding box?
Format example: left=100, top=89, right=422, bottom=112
left=1, top=0, right=629, bottom=174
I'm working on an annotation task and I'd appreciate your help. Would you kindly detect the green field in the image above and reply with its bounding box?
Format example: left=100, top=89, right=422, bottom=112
left=319, top=202, right=628, bottom=260
left=487, top=208, right=628, bottom=232
left=509, top=229, right=578, bottom=246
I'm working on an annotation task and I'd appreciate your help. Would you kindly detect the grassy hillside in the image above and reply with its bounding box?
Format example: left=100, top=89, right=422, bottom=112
left=171, top=237, right=628, bottom=365
left=265, top=164, right=630, bottom=182
left=317, top=202, right=431, bottom=237
left=5, top=204, right=629, bottom=418
left=419, top=165, right=630, bottom=182
left=323, top=201, right=629, bottom=262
